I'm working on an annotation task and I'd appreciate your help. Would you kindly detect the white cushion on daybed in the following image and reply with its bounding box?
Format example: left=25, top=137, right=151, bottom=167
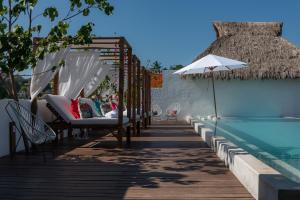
left=105, top=109, right=119, bottom=118
left=45, top=94, right=129, bottom=125
left=70, top=116, right=130, bottom=125
left=45, top=94, right=75, bottom=123
left=106, top=110, right=141, bottom=122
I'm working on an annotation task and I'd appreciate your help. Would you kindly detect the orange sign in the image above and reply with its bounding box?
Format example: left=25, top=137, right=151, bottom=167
left=151, top=73, right=163, bottom=88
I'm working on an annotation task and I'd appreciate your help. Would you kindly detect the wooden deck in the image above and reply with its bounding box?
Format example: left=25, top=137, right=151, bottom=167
left=0, top=121, right=254, bottom=200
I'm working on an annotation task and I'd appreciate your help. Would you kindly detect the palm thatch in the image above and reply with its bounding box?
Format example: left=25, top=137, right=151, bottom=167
left=189, top=21, right=300, bottom=80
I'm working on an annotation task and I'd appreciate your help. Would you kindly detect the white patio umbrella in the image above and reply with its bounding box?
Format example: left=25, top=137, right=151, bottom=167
left=174, top=54, right=247, bottom=118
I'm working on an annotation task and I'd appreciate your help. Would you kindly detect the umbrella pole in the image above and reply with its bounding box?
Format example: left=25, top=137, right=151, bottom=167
left=211, top=71, right=217, bottom=118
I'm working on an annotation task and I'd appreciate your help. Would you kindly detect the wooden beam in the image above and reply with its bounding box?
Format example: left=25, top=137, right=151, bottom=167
left=148, top=71, right=152, bottom=125
left=126, top=48, right=132, bottom=145
left=117, top=38, right=125, bottom=147
left=136, top=59, right=141, bottom=136
left=132, top=56, right=137, bottom=136
left=53, top=72, right=59, bottom=95
left=141, top=67, right=146, bottom=129
left=144, top=70, right=148, bottom=128
left=80, top=89, right=84, bottom=97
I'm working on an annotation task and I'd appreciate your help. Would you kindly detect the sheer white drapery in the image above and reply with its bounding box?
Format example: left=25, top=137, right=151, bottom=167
left=31, top=49, right=112, bottom=100
left=58, top=51, right=102, bottom=99
left=84, top=63, right=112, bottom=97
left=30, top=48, right=70, bottom=100
left=106, top=67, right=128, bottom=92
left=58, top=51, right=99, bottom=99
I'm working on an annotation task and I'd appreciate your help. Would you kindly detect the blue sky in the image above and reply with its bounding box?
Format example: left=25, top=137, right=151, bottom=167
left=24, top=0, right=300, bottom=68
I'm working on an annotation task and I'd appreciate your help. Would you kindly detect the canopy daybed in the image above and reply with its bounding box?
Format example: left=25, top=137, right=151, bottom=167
left=30, top=37, right=152, bottom=147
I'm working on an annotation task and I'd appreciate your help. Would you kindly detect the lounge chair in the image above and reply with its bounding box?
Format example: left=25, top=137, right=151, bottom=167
left=44, top=94, right=130, bottom=145
left=105, top=109, right=142, bottom=122
left=166, top=103, right=181, bottom=121
left=152, top=104, right=162, bottom=121
left=5, top=100, right=56, bottom=161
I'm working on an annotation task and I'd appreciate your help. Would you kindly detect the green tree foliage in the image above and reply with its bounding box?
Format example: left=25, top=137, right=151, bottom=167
left=0, top=73, right=29, bottom=98
left=90, top=75, right=117, bottom=101
left=0, top=0, right=114, bottom=100
left=149, top=61, right=163, bottom=73
left=169, top=64, right=184, bottom=70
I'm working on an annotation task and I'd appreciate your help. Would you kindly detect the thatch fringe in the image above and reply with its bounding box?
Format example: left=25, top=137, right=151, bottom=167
left=189, top=21, right=300, bottom=80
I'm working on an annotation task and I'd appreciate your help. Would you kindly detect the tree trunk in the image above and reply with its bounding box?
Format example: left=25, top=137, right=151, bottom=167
left=8, top=69, right=18, bottom=101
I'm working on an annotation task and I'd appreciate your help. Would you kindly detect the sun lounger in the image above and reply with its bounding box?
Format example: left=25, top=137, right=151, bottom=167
left=44, top=94, right=130, bottom=145
left=166, top=103, right=180, bottom=121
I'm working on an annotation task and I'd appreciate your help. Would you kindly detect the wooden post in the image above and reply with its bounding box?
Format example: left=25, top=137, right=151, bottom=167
left=132, top=56, right=137, bottom=136
left=136, top=59, right=141, bottom=136
left=148, top=72, right=152, bottom=125
left=144, top=71, right=148, bottom=127
left=117, top=38, right=125, bottom=147
left=53, top=72, right=59, bottom=95
left=80, top=89, right=85, bottom=98
left=141, top=67, right=146, bottom=129
left=9, top=122, right=16, bottom=158
left=126, top=48, right=132, bottom=145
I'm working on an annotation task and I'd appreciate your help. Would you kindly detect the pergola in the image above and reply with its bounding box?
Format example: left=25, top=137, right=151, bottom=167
left=33, top=37, right=152, bottom=146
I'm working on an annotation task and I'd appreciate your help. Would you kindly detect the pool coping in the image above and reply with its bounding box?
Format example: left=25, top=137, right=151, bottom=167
left=189, top=118, right=300, bottom=200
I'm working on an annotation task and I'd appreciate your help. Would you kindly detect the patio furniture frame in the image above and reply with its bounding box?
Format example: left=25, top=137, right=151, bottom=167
left=5, top=100, right=56, bottom=161
left=166, top=103, right=181, bottom=121
left=33, top=37, right=152, bottom=146
left=152, top=104, right=163, bottom=121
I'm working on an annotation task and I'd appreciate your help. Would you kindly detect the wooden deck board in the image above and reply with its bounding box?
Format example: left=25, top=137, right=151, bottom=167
left=0, top=121, right=254, bottom=200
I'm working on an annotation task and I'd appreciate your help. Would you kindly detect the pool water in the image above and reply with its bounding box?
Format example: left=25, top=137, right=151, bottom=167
left=202, top=117, right=300, bottom=183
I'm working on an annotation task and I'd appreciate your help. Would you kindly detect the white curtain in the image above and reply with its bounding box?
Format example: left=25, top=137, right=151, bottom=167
left=84, top=63, right=112, bottom=97
left=58, top=51, right=102, bottom=99
left=30, top=48, right=70, bottom=100
left=106, top=67, right=128, bottom=92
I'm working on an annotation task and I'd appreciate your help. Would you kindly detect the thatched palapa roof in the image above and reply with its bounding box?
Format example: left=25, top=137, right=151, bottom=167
left=191, top=21, right=300, bottom=80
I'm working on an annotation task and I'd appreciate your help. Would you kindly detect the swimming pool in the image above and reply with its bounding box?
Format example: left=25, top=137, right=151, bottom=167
left=202, top=117, right=300, bottom=183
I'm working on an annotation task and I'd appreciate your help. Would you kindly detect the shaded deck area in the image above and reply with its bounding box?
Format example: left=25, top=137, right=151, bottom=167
left=0, top=121, right=254, bottom=200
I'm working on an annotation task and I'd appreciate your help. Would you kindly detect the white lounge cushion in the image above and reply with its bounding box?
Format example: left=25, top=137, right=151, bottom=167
left=45, top=94, right=74, bottom=123
left=105, top=110, right=119, bottom=118
left=37, top=100, right=57, bottom=123
left=106, top=110, right=141, bottom=121
left=45, top=94, right=129, bottom=126
left=70, top=117, right=130, bottom=125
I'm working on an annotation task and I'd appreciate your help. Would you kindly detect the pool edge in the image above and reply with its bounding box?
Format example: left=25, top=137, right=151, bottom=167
left=191, top=119, right=300, bottom=200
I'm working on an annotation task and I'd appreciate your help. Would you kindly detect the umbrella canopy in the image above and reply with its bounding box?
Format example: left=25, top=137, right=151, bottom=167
left=174, top=54, right=248, bottom=119
left=173, top=61, right=199, bottom=74
left=174, top=54, right=247, bottom=75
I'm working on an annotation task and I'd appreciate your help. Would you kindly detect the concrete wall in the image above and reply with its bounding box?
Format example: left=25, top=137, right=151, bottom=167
left=0, top=99, right=55, bottom=157
left=152, top=70, right=300, bottom=120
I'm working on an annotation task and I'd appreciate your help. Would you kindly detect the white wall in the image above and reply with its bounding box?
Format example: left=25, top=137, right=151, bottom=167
left=0, top=100, right=28, bottom=157
left=152, top=70, right=300, bottom=120
left=0, top=99, right=55, bottom=157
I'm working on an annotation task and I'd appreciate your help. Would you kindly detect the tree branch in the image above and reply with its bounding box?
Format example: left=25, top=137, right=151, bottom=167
left=8, top=0, right=12, bottom=32
left=62, top=5, right=94, bottom=21
left=27, top=2, right=32, bottom=32
left=32, top=13, right=43, bottom=21
left=1, top=15, right=9, bottom=23
left=11, top=15, right=19, bottom=26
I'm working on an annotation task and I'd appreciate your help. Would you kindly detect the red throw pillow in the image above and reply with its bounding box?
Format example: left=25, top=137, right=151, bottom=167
left=70, top=98, right=80, bottom=119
